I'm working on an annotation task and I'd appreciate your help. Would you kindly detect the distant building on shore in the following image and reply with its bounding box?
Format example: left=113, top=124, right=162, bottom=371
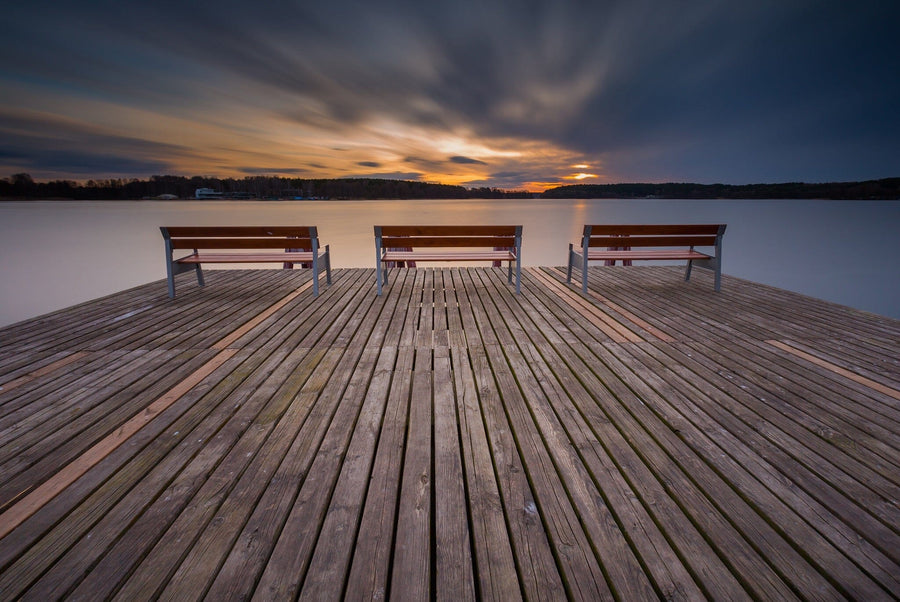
left=195, top=188, right=223, bottom=199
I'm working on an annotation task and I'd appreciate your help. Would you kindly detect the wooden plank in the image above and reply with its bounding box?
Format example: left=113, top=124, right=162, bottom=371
left=433, top=346, right=477, bottom=601
left=388, top=347, right=433, bottom=600
left=0, top=352, right=91, bottom=393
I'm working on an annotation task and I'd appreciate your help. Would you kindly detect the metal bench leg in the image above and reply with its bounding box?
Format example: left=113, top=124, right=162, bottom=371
left=515, top=256, right=521, bottom=294
left=376, top=262, right=383, bottom=296
left=684, top=260, right=693, bottom=282
left=324, top=245, right=332, bottom=285
left=312, top=252, right=320, bottom=297
left=376, top=260, right=387, bottom=296
left=581, top=258, right=588, bottom=294
left=166, top=262, right=176, bottom=298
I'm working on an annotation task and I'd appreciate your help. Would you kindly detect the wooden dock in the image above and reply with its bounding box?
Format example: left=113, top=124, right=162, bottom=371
left=0, top=266, right=898, bottom=600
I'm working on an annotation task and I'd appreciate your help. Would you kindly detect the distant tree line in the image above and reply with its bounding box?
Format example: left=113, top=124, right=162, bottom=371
left=0, top=173, right=531, bottom=200
left=541, top=178, right=900, bottom=200
left=2, top=172, right=898, bottom=200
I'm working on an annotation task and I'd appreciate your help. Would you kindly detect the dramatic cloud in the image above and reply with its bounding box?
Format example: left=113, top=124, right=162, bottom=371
left=450, top=156, right=488, bottom=165
left=1, top=0, right=897, bottom=189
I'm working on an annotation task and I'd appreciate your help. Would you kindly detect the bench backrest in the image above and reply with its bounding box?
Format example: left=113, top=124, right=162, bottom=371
left=375, top=225, right=522, bottom=250
left=160, top=226, right=320, bottom=250
left=582, top=224, right=726, bottom=249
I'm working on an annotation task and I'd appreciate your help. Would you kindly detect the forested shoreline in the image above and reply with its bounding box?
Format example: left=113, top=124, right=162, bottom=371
left=542, top=178, right=900, bottom=200
left=2, top=173, right=898, bottom=200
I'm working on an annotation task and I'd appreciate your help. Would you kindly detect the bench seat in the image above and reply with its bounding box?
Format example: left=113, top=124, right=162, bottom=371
left=161, top=226, right=331, bottom=298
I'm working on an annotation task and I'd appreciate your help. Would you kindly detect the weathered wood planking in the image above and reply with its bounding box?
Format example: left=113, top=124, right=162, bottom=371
left=0, top=266, right=897, bottom=600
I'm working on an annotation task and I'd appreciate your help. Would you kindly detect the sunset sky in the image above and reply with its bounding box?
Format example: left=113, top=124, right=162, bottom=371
left=2, top=0, right=898, bottom=191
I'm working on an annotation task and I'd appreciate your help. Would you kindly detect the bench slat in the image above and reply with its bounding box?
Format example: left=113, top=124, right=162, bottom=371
left=587, top=224, right=723, bottom=235
left=381, top=251, right=516, bottom=262
left=380, top=236, right=518, bottom=248
left=175, top=252, right=323, bottom=264
left=380, top=225, right=518, bottom=237
left=587, top=250, right=710, bottom=261
left=164, top=226, right=315, bottom=237
left=587, top=235, right=718, bottom=248
left=169, top=238, right=314, bottom=250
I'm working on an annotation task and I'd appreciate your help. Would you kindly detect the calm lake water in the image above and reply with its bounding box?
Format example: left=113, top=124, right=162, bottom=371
left=1, top=198, right=898, bottom=327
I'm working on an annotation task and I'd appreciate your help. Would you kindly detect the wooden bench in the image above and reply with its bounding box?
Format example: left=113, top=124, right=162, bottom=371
left=374, top=225, right=522, bottom=295
left=160, top=226, right=331, bottom=298
left=566, top=224, right=726, bottom=293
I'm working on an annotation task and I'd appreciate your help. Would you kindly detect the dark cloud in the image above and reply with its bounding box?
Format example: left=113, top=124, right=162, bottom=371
left=348, top=171, right=424, bottom=181
left=0, top=109, right=180, bottom=177
left=449, top=156, right=487, bottom=165
left=238, top=167, right=313, bottom=175
left=1, top=0, right=898, bottom=185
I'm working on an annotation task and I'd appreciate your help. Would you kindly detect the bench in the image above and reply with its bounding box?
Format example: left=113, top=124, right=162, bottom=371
left=160, top=226, right=331, bottom=298
left=374, top=225, right=522, bottom=295
left=566, top=224, right=726, bottom=293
